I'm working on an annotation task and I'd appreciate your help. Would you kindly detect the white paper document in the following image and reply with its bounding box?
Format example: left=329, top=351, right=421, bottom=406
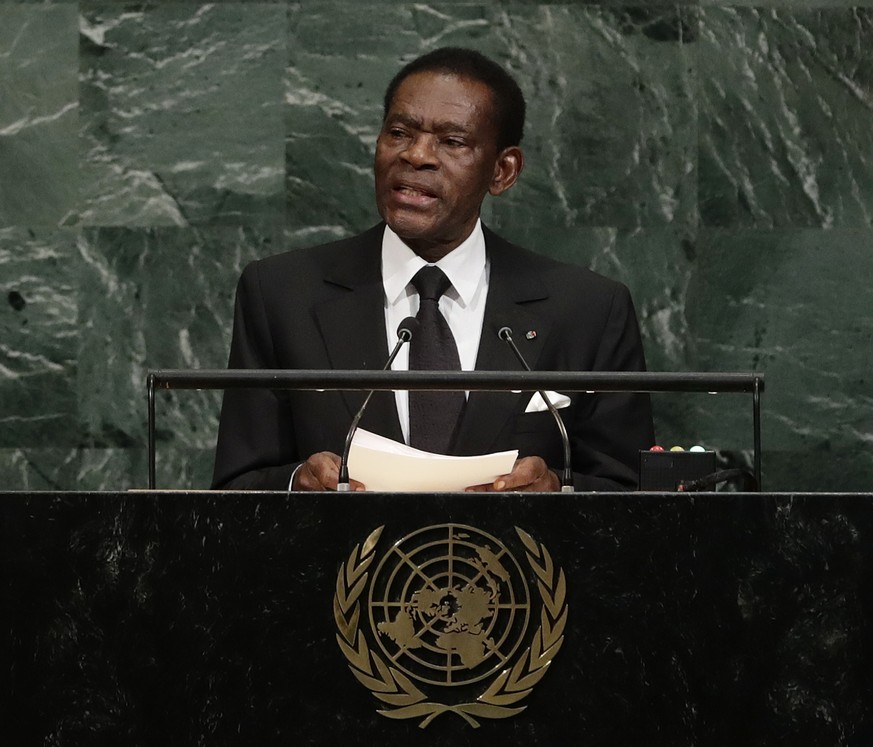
left=348, top=428, right=518, bottom=492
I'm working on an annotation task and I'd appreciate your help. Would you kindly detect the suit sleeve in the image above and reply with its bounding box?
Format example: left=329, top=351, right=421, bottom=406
left=567, top=283, right=655, bottom=491
left=211, top=262, right=300, bottom=490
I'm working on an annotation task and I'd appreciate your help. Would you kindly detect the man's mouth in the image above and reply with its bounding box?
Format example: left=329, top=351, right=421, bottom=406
left=394, top=184, right=438, bottom=200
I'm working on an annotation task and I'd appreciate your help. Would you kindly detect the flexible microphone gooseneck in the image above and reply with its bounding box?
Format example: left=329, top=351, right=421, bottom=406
left=337, top=317, right=419, bottom=491
left=497, top=326, right=574, bottom=492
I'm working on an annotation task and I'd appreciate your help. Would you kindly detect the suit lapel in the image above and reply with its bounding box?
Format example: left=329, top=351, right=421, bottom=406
left=311, top=225, right=404, bottom=442
left=309, top=224, right=555, bottom=453
left=452, top=229, right=553, bottom=456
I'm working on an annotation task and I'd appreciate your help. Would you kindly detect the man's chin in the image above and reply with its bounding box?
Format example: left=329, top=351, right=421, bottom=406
left=383, top=213, right=438, bottom=243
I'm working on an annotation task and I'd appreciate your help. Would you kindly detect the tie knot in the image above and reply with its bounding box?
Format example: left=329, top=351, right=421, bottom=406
left=411, top=265, right=452, bottom=302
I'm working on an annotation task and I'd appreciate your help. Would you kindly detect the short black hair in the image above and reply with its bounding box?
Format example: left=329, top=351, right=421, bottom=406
left=383, top=47, right=526, bottom=151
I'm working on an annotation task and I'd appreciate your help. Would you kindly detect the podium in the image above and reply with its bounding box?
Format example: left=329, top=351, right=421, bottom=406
left=3, top=490, right=873, bottom=745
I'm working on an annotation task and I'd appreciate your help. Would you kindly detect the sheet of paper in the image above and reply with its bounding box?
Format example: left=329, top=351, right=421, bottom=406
left=348, top=428, right=518, bottom=492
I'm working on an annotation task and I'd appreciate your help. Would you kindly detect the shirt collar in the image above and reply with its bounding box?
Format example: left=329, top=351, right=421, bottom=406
left=382, top=220, right=487, bottom=307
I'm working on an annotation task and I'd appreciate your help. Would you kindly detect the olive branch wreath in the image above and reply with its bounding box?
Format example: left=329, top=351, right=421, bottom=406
left=333, top=525, right=568, bottom=729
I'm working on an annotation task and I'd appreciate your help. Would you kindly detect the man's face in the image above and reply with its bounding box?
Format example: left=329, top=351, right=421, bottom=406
left=374, top=71, right=520, bottom=261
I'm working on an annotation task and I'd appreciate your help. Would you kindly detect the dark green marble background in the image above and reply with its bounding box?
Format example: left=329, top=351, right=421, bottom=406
left=1, top=2, right=871, bottom=491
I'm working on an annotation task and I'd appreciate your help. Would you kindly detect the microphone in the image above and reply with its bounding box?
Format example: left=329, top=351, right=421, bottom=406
left=337, top=317, right=419, bottom=491
left=498, top=326, right=574, bottom=493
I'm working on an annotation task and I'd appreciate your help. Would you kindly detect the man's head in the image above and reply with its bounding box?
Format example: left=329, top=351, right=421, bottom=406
left=383, top=47, right=526, bottom=151
left=375, top=48, right=526, bottom=261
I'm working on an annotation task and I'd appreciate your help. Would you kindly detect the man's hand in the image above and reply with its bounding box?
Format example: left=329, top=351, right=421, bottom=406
left=292, top=451, right=366, bottom=491
left=465, top=456, right=561, bottom=493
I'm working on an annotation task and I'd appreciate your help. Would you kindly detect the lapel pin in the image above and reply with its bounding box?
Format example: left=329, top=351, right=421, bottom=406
left=525, top=330, right=537, bottom=340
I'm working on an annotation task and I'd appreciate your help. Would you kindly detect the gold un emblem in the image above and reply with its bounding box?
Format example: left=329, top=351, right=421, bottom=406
left=333, top=523, right=568, bottom=728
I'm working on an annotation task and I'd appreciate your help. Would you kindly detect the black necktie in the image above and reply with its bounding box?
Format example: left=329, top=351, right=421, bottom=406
left=408, top=266, right=465, bottom=453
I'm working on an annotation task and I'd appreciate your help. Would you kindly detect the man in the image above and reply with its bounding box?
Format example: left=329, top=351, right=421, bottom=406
left=212, top=47, right=654, bottom=492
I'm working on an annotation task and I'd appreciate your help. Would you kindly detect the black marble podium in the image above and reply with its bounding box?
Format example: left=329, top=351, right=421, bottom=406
left=3, top=491, right=873, bottom=746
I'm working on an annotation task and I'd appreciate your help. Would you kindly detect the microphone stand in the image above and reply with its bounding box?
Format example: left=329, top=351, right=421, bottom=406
left=498, top=326, right=575, bottom=493
left=337, top=318, right=417, bottom=491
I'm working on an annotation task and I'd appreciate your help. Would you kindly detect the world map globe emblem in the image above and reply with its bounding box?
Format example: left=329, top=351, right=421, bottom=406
left=367, top=523, right=531, bottom=687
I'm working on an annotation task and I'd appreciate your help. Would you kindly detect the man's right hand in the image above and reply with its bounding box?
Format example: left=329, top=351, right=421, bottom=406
left=292, top=451, right=366, bottom=491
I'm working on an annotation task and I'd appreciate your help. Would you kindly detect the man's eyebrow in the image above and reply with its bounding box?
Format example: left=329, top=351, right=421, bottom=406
left=385, top=112, right=474, bottom=134
left=433, top=120, right=474, bottom=135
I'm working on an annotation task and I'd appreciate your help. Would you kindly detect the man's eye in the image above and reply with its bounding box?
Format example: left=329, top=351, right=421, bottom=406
left=444, top=138, right=465, bottom=148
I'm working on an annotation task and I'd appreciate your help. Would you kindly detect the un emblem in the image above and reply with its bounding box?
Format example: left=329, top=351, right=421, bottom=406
left=334, top=524, right=568, bottom=728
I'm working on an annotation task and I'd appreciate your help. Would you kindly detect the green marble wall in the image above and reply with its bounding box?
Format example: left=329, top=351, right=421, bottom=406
left=1, top=2, right=871, bottom=491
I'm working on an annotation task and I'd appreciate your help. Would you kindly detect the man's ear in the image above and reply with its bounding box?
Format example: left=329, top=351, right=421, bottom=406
left=489, top=146, right=524, bottom=196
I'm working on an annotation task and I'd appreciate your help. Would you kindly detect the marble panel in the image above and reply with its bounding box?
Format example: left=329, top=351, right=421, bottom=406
left=75, top=227, right=273, bottom=475
left=78, top=2, right=286, bottom=228
left=0, top=448, right=80, bottom=491
left=0, top=227, right=81, bottom=447
left=0, top=445, right=215, bottom=492
left=0, top=2, right=79, bottom=227
left=702, top=1, right=873, bottom=7
left=489, top=4, right=698, bottom=231
left=152, top=446, right=217, bottom=490
left=75, top=446, right=215, bottom=490
left=698, top=7, right=873, bottom=227
left=75, top=446, right=139, bottom=490
left=687, top=228, right=873, bottom=489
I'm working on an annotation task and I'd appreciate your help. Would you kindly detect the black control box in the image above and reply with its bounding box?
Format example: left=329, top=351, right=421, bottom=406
left=639, top=449, right=716, bottom=491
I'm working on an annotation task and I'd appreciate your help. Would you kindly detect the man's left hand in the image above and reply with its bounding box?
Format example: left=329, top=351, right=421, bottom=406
left=465, top=456, right=561, bottom=493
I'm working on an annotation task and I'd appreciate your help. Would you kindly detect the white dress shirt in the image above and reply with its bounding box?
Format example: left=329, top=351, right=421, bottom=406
left=381, top=220, right=490, bottom=444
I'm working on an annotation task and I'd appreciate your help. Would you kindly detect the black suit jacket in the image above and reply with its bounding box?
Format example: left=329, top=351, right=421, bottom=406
left=211, top=223, right=654, bottom=491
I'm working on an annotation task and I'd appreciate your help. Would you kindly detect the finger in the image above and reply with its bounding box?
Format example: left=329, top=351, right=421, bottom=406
left=493, top=457, right=541, bottom=491
left=464, top=470, right=536, bottom=493
left=293, top=464, right=322, bottom=491
left=311, top=453, right=341, bottom=490
left=529, top=468, right=560, bottom=492
left=496, top=457, right=560, bottom=492
left=295, top=452, right=342, bottom=491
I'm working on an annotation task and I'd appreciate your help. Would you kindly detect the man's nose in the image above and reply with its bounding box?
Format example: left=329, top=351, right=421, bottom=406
left=402, top=133, right=439, bottom=168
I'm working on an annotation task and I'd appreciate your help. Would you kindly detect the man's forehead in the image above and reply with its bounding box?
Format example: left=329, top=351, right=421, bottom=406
left=385, top=72, right=496, bottom=125
left=391, top=71, right=492, bottom=103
